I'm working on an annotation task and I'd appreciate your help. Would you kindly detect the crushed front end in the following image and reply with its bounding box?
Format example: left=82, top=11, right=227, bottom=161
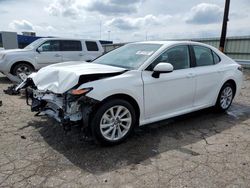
left=16, top=78, right=99, bottom=130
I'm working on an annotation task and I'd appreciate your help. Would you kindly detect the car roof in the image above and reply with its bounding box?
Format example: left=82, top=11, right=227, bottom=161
left=40, top=38, right=99, bottom=41
left=134, top=40, right=211, bottom=47
left=133, top=40, right=222, bottom=54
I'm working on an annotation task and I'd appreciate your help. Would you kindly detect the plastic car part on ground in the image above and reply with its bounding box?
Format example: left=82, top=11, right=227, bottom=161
left=3, top=84, right=20, bottom=95
left=3, top=73, right=27, bottom=95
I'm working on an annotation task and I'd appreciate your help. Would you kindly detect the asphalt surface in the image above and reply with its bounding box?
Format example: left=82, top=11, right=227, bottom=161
left=0, top=71, right=250, bottom=188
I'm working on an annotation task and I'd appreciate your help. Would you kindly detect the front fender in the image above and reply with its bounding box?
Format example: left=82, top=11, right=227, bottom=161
left=8, top=56, right=37, bottom=71
left=78, top=70, right=145, bottom=121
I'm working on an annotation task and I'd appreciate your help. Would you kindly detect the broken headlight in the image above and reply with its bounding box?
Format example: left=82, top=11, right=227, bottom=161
left=70, top=87, right=93, bottom=96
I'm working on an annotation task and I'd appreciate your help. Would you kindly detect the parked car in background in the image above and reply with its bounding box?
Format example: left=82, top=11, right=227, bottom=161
left=17, top=41, right=243, bottom=145
left=0, top=38, right=104, bottom=81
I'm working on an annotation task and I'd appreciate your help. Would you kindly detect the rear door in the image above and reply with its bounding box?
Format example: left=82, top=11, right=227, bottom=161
left=83, top=41, right=102, bottom=61
left=61, top=40, right=84, bottom=62
left=35, top=40, right=62, bottom=67
left=191, top=45, right=222, bottom=107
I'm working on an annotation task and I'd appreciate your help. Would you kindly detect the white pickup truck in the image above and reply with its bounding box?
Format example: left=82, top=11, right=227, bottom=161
left=0, top=38, right=104, bottom=81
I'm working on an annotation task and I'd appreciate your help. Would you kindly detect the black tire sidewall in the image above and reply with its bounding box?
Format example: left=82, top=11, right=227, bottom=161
left=216, top=83, right=234, bottom=112
left=91, top=99, right=136, bottom=145
left=13, top=63, right=34, bottom=76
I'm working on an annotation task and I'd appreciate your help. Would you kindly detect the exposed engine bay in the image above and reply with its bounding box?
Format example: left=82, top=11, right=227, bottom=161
left=20, top=78, right=99, bottom=132
left=15, top=63, right=127, bottom=132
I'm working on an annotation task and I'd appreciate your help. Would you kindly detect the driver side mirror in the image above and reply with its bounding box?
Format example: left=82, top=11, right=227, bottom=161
left=152, top=62, right=173, bottom=78
left=36, top=46, right=43, bottom=53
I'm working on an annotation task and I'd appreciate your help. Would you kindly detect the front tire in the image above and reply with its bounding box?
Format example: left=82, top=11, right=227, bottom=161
left=91, top=99, right=136, bottom=145
left=215, top=83, right=235, bottom=112
left=12, top=63, right=34, bottom=77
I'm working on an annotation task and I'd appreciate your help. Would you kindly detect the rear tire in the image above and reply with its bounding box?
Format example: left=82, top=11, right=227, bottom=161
left=12, top=63, right=34, bottom=77
left=90, top=99, right=136, bottom=145
left=215, top=83, right=235, bottom=112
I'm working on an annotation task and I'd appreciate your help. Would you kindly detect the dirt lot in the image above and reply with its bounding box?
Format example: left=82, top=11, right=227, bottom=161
left=0, top=71, right=250, bottom=188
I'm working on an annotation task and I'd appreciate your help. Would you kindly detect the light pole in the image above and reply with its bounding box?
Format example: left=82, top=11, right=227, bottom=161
left=99, top=21, right=102, bottom=40
left=108, top=31, right=111, bottom=41
left=219, top=0, right=230, bottom=53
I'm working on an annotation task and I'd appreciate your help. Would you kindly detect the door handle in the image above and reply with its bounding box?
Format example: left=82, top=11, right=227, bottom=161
left=55, top=54, right=61, bottom=57
left=79, top=54, right=84, bottom=56
left=186, top=73, right=195, bottom=78
left=217, top=69, right=224, bottom=73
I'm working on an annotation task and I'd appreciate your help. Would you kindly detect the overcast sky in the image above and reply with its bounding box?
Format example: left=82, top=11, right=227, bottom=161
left=0, top=0, right=249, bottom=42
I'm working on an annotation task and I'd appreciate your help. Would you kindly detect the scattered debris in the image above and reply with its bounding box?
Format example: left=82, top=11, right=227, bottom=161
left=3, top=85, right=20, bottom=95
left=19, top=73, right=28, bottom=81
left=21, top=135, right=26, bottom=139
left=152, top=149, right=158, bottom=153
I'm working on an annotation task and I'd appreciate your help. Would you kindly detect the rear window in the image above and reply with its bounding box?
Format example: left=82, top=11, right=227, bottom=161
left=61, top=40, right=82, bottom=51
left=212, top=51, right=221, bottom=64
left=193, top=45, right=214, bottom=67
left=85, top=41, right=99, bottom=51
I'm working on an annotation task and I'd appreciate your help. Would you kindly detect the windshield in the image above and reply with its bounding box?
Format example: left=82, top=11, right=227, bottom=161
left=94, top=43, right=162, bottom=69
left=24, top=38, right=44, bottom=50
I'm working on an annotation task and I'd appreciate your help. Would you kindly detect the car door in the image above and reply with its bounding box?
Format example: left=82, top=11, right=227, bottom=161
left=61, top=40, right=84, bottom=62
left=35, top=40, right=62, bottom=67
left=83, top=41, right=101, bottom=61
left=142, top=45, right=196, bottom=120
left=191, top=45, right=223, bottom=107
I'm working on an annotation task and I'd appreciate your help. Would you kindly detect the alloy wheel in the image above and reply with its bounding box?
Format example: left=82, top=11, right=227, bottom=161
left=220, top=86, right=233, bottom=109
left=100, top=105, right=132, bottom=141
left=16, top=65, right=32, bottom=76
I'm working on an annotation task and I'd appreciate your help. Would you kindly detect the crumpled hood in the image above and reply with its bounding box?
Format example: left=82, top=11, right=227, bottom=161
left=31, top=61, right=126, bottom=94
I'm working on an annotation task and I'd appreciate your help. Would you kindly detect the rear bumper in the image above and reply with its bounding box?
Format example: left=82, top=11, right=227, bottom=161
left=235, top=71, right=243, bottom=98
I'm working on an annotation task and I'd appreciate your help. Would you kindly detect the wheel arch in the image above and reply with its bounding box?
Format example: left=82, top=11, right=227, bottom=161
left=102, top=94, right=140, bottom=120
left=222, top=79, right=237, bottom=97
left=10, top=61, right=35, bottom=75
left=91, top=93, right=141, bottom=125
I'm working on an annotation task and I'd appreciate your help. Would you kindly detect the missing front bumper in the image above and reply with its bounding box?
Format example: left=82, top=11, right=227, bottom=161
left=26, top=88, right=98, bottom=128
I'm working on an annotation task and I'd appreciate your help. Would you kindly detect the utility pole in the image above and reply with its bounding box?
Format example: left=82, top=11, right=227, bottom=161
left=219, top=0, right=230, bottom=53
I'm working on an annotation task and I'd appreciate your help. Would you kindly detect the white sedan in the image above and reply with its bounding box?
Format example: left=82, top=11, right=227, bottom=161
left=17, top=41, right=243, bottom=145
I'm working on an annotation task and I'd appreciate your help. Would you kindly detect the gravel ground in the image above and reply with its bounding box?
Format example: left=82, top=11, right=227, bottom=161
left=0, top=71, right=250, bottom=188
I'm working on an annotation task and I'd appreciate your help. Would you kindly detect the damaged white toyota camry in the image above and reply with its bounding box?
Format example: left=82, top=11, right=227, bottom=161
left=17, top=41, right=243, bottom=145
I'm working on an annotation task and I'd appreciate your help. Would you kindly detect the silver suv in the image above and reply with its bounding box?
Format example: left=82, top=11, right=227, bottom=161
left=0, top=38, right=104, bottom=81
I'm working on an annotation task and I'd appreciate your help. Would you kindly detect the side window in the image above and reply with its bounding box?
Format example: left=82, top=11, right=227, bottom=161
left=193, top=46, right=214, bottom=66
left=85, top=41, right=99, bottom=51
left=61, top=40, right=82, bottom=51
left=212, top=51, right=221, bottom=64
left=39, top=40, right=60, bottom=52
left=148, top=45, right=190, bottom=71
